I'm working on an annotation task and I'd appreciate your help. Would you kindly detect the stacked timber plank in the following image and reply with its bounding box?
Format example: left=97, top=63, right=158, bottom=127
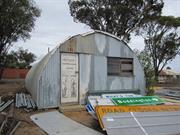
left=15, top=93, right=36, bottom=109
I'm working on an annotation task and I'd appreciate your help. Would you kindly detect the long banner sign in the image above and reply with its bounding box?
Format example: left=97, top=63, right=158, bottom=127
left=111, top=96, right=164, bottom=106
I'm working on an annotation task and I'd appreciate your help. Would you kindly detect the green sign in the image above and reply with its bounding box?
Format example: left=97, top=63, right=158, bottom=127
left=111, top=96, right=165, bottom=106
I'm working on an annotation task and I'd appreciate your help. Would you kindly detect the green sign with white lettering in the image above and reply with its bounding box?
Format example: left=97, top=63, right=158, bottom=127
left=111, top=96, right=165, bottom=106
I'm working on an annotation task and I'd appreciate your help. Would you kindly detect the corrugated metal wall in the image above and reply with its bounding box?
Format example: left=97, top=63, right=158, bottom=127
left=77, top=32, right=145, bottom=103
left=26, top=47, right=60, bottom=109
left=37, top=48, right=60, bottom=108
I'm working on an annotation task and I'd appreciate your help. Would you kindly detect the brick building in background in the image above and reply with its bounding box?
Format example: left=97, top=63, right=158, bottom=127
left=2, top=68, right=29, bottom=79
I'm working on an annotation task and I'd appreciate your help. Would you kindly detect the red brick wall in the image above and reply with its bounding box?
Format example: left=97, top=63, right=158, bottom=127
left=2, top=68, right=29, bottom=79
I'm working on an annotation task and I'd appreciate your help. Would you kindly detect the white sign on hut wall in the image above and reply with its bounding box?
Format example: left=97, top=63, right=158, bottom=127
left=61, top=53, right=79, bottom=103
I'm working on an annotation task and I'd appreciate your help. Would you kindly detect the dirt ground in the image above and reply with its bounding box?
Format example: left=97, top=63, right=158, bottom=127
left=0, top=80, right=25, bottom=97
left=0, top=80, right=103, bottom=135
left=64, top=111, right=105, bottom=134
left=0, top=80, right=46, bottom=135
left=1, top=80, right=180, bottom=135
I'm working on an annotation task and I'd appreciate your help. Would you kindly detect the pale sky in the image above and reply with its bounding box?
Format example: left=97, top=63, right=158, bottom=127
left=13, top=0, right=180, bottom=72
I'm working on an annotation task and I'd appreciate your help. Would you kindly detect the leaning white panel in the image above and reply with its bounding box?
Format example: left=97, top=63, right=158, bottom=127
left=30, top=111, right=103, bottom=135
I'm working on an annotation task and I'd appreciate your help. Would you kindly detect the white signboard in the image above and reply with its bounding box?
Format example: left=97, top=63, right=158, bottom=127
left=61, top=53, right=79, bottom=103
left=101, top=93, right=141, bottom=99
left=88, top=96, right=101, bottom=109
left=97, top=98, right=114, bottom=106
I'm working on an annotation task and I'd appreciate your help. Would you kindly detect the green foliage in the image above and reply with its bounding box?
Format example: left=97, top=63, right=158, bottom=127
left=5, top=48, right=36, bottom=69
left=0, top=0, right=40, bottom=78
left=69, top=0, right=163, bottom=42
left=0, top=0, right=40, bottom=53
left=137, top=16, right=180, bottom=80
left=158, top=16, right=180, bottom=27
left=134, top=49, right=155, bottom=95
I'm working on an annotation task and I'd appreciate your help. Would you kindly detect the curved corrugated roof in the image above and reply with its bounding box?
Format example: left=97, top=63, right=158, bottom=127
left=81, top=30, right=134, bottom=53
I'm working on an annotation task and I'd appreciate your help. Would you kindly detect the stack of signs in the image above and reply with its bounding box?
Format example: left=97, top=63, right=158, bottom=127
left=86, top=94, right=166, bottom=128
left=86, top=94, right=141, bottom=118
left=87, top=94, right=141, bottom=110
left=87, top=94, right=164, bottom=110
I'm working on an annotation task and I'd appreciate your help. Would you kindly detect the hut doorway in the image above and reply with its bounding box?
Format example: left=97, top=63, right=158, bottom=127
left=60, top=53, right=79, bottom=104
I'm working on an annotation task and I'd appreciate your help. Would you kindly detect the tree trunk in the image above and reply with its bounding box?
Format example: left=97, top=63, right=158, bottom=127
left=0, top=68, right=4, bottom=80
left=0, top=54, right=6, bottom=80
left=154, top=67, right=159, bottom=83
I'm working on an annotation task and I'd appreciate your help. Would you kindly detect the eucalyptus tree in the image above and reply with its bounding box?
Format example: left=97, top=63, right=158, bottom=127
left=69, top=0, right=164, bottom=42
left=137, top=16, right=180, bottom=80
left=0, top=0, right=40, bottom=78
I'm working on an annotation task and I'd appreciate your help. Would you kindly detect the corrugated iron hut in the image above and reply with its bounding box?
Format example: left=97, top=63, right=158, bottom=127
left=25, top=31, right=145, bottom=109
